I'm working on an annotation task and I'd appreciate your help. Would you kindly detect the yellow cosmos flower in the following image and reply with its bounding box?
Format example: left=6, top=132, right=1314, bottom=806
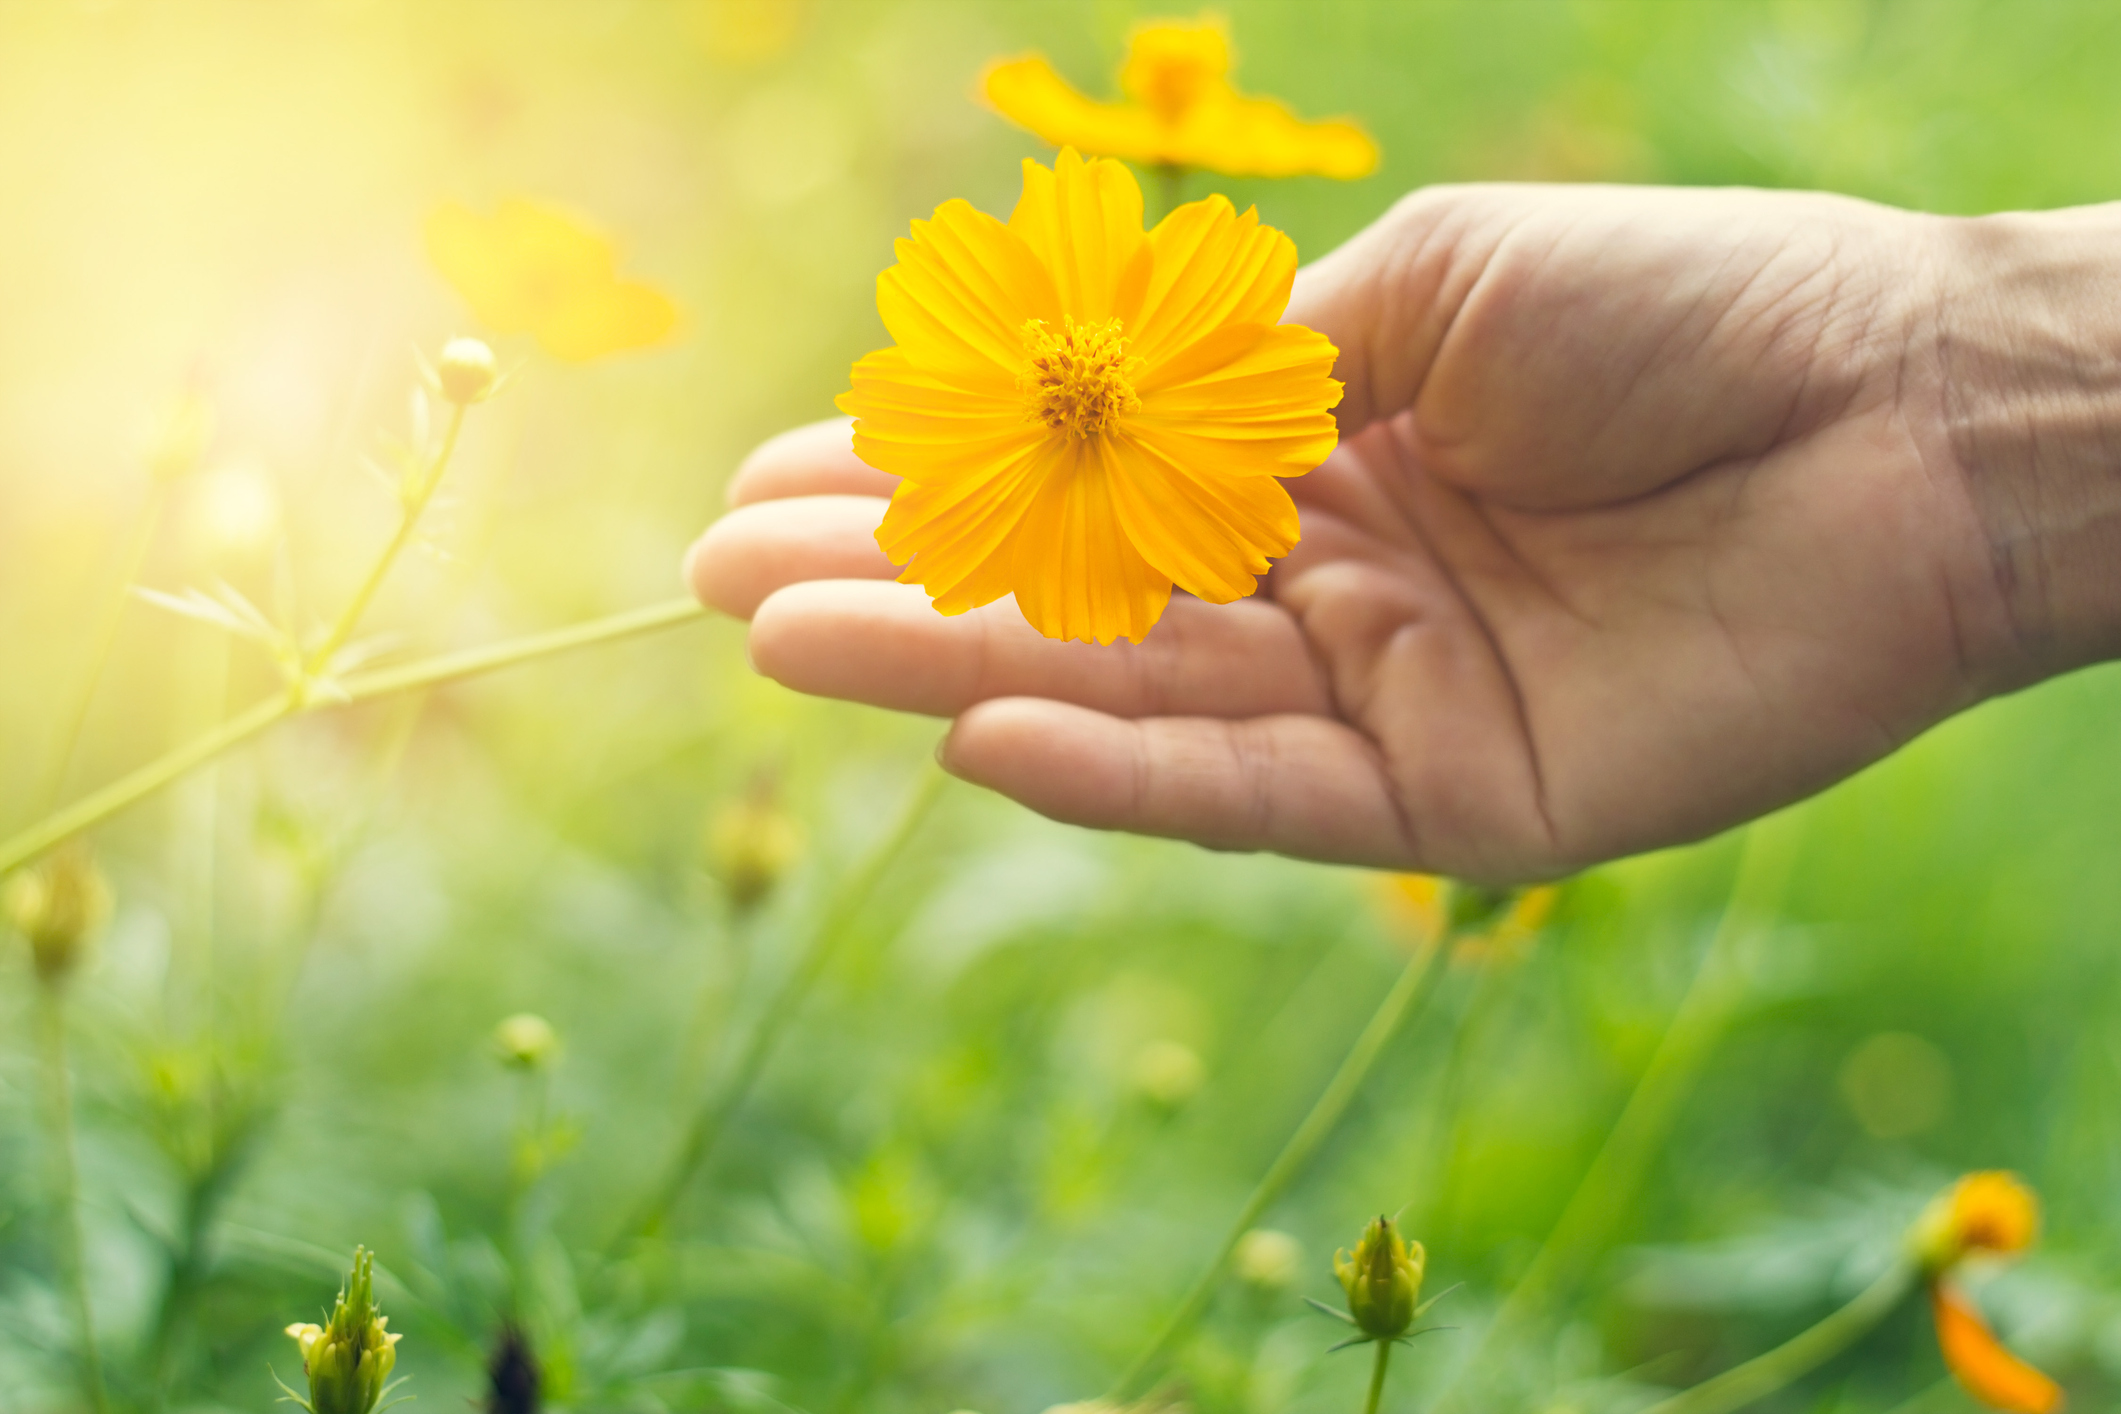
left=1380, top=874, right=1560, bottom=963
left=426, top=198, right=678, bottom=362
left=983, top=17, right=1378, bottom=180
left=837, top=148, right=1342, bottom=645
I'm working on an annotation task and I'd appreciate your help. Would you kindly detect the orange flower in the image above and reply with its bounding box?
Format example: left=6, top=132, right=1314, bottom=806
left=1930, top=1282, right=2064, bottom=1413
left=983, top=17, right=1378, bottom=180
left=1913, top=1172, right=2039, bottom=1273
left=836, top=149, right=1342, bottom=644
left=426, top=198, right=678, bottom=362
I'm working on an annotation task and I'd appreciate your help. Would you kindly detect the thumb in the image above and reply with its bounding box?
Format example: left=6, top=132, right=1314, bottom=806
left=1281, top=187, right=1499, bottom=436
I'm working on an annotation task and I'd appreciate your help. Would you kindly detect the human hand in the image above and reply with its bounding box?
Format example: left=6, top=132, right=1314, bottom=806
left=686, top=184, right=2119, bottom=881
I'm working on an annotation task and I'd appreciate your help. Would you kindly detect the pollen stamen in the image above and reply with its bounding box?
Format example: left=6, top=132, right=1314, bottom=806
left=1019, top=317, right=1142, bottom=439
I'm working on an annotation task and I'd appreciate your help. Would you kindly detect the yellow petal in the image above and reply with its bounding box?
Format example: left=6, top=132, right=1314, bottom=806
left=1004, top=436, right=1172, bottom=644
left=1124, top=195, right=1296, bottom=365
left=1932, top=1283, right=2065, bottom=1414
left=1118, top=19, right=1234, bottom=121
left=981, top=56, right=1172, bottom=166
left=877, top=199, right=1059, bottom=392
left=1105, top=431, right=1298, bottom=603
left=1176, top=94, right=1380, bottom=180
left=536, top=280, right=678, bottom=362
left=840, top=347, right=1038, bottom=483
left=1135, top=323, right=1343, bottom=476
left=876, top=435, right=1056, bottom=614
left=1009, top=150, right=1148, bottom=324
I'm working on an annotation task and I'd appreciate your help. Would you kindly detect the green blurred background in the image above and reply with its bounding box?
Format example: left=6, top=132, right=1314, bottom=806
left=5, top=1, right=2121, bottom=1411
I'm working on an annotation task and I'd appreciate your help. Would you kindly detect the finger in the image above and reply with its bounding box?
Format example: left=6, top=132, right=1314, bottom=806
left=750, top=580, right=1332, bottom=720
left=686, top=495, right=897, bottom=618
left=725, top=418, right=899, bottom=506
left=939, top=698, right=1419, bottom=868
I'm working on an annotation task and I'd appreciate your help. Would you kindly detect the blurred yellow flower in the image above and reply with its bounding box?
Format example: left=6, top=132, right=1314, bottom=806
left=1931, top=1283, right=2064, bottom=1413
left=426, top=199, right=678, bottom=363
left=1380, top=874, right=1559, bottom=962
left=838, top=148, right=1341, bottom=644
left=1912, top=1171, right=2039, bottom=1273
left=983, top=16, right=1378, bottom=180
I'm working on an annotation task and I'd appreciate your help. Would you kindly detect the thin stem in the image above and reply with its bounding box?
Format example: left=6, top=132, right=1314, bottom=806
left=0, top=598, right=709, bottom=877
left=306, top=402, right=465, bottom=676
left=1425, top=817, right=1803, bottom=1414
left=1108, top=923, right=1453, bottom=1400
left=32, top=482, right=170, bottom=815
left=1363, top=1340, right=1394, bottom=1414
left=337, top=598, right=707, bottom=703
left=35, top=987, right=110, bottom=1414
left=1, top=693, right=298, bottom=878
left=621, top=767, right=949, bottom=1243
left=1640, top=1262, right=1914, bottom=1414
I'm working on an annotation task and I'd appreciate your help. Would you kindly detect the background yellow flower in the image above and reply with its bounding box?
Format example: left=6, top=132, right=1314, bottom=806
left=983, top=17, right=1379, bottom=179
left=426, top=198, right=678, bottom=362
left=837, top=148, right=1341, bottom=644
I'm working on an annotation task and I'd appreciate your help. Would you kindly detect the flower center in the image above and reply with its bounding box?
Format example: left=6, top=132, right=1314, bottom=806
left=1019, top=317, right=1142, bottom=439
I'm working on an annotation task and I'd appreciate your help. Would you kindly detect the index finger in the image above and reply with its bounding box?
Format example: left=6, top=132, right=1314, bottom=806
left=725, top=417, right=899, bottom=506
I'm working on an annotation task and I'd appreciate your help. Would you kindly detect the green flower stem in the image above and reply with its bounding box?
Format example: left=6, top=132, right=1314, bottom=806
left=304, top=402, right=465, bottom=678
left=34, top=986, right=110, bottom=1414
left=1640, top=1261, right=1915, bottom=1414
left=0, top=597, right=710, bottom=878
left=31, top=481, right=171, bottom=816
left=1426, top=817, right=1802, bottom=1414
left=622, top=766, right=950, bottom=1243
left=1107, top=920, right=1454, bottom=1400
left=1363, top=1340, right=1394, bottom=1414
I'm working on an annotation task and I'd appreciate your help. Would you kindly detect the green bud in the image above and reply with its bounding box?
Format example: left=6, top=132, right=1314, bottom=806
left=286, top=1247, right=401, bottom=1414
left=1333, top=1214, right=1424, bottom=1340
left=493, top=1013, right=559, bottom=1071
left=4, top=845, right=111, bottom=984
left=705, top=782, right=803, bottom=914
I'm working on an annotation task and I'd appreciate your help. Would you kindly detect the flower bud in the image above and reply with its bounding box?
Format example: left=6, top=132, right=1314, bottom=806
left=286, top=1247, right=402, bottom=1414
left=4, top=846, right=111, bottom=984
left=705, top=784, right=803, bottom=914
left=1334, top=1214, right=1424, bottom=1340
left=493, top=1013, right=558, bottom=1071
left=1234, top=1227, right=1301, bottom=1290
left=436, top=337, right=498, bottom=406
left=1911, top=1171, right=2039, bottom=1275
left=1129, top=1039, right=1205, bottom=1109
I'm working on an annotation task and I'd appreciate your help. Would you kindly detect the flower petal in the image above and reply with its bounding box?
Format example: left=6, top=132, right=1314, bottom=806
left=1134, top=323, right=1343, bottom=476
left=840, top=348, right=1039, bottom=484
left=879, top=199, right=1060, bottom=392
left=537, top=280, right=678, bottom=362
left=983, top=56, right=1171, bottom=166
left=877, top=434, right=1055, bottom=614
left=1009, top=150, right=1149, bottom=324
left=1105, top=432, right=1299, bottom=603
left=1006, top=436, right=1173, bottom=644
left=1123, top=196, right=1296, bottom=365
left=1933, top=1283, right=2065, bottom=1414
left=1172, top=94, right=1380, bottom=180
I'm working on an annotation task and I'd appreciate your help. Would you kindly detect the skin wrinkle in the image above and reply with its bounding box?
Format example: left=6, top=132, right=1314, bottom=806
left=1384, top=453, right=1562, bottom=853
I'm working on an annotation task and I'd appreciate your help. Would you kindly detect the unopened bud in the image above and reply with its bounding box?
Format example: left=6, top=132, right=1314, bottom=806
left=1130, top=1039, right=1205, bottom=1109
left=1334, top=1214, right=1424, bottom=1340
left=285, top=1246, right=402, bottom=1414
left=4, top=846, right=111, bottom=984
left=494, top=1013, right=558, bottom=1071
left=436, top=337, right=498, bottom=406
left=705, top=785, right=803, bottom=914
left=1234, top=1227, right=1301, bottom=1290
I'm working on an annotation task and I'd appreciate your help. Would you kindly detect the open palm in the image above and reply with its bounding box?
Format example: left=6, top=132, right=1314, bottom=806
left=689, top=184, right=2020, bottom=881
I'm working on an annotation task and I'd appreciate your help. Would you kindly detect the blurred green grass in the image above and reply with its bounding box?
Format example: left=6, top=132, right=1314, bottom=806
left=6, top=2, right=2121, bottom=1411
